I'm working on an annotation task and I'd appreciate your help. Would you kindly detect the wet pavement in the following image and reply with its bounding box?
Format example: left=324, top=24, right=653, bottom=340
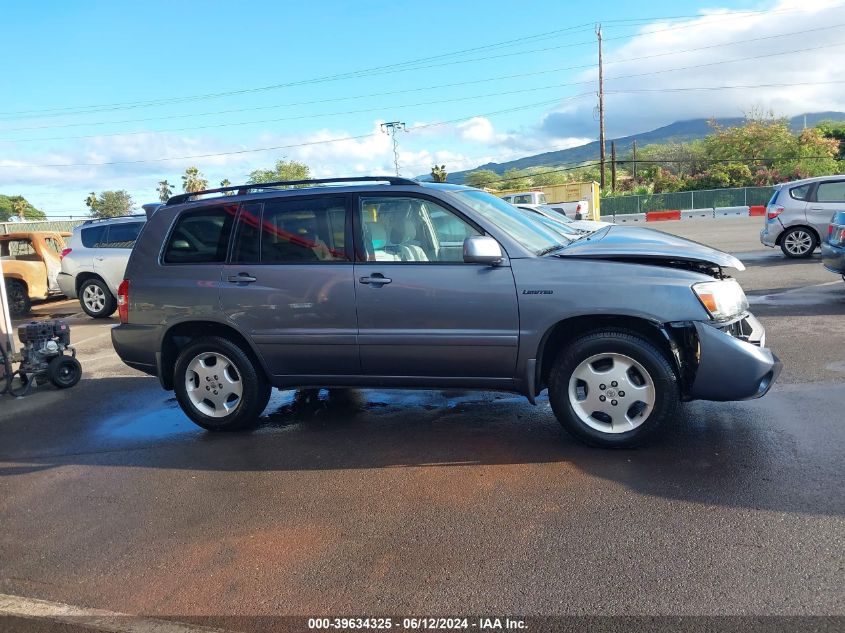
left=1, top=239, right=844, bottom=629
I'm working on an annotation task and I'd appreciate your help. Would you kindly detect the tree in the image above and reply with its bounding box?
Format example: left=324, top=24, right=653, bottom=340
left=501, top=168, right=533, bottom=190
left=0, top=195, right=43, bottom=221
left=430, top=165, right=448, bottom=182
left=816, top=120, right=845, bottom=159
left=10, top=196, right=28, bottom=220
left=181, top=166, right=208, bottom=193
left=219, top=179, right=236, bottom=195
left=85, top=190, right=134, bottom=219
left=247, top=159, right=310, bottom=185
left=157, top=180, right=173, bottom=203
left=464, top=169, right=502, bottom=189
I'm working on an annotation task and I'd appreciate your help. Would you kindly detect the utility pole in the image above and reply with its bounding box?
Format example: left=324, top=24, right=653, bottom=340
left=381, top=121, right=407, bottom=176
left=632, top=139, right=638, bottom=180
left=611, top=141, right=617, bottom=192
left=596, top=23, right=606, bottom=191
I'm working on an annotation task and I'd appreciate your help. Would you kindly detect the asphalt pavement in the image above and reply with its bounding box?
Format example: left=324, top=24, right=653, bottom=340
left=1, top=218, right=843, bottom=632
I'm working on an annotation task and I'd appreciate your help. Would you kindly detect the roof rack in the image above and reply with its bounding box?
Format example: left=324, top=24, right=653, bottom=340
left=165, top=176, right=419, bottom=206
left=81, top=213, right=147, bottom=225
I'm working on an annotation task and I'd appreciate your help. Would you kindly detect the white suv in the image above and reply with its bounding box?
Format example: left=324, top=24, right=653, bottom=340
left=58, top=215, right=146, bottom=318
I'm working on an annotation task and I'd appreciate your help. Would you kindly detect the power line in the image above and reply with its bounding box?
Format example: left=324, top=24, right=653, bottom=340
left=4, top=22, right=842, bottom=138
left=3, top=3, right=839, bottom=121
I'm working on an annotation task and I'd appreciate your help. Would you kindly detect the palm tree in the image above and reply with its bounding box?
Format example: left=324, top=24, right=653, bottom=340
left=157, top=179, right=173, bottom=203
left=10, top=196, right=28, bottom=220
left=181, top=166, right=208, bottom=193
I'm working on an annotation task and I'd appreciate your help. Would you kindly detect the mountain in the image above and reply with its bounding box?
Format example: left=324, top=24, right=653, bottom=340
left=440, top=112, right=845, bottom=184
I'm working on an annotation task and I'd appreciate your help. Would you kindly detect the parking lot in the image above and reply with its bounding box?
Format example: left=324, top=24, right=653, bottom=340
left=1, top=217, right=844, bottom=630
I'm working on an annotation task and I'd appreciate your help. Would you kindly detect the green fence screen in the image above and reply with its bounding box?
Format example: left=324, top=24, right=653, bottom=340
left=601, top=186, right=775, bottom=215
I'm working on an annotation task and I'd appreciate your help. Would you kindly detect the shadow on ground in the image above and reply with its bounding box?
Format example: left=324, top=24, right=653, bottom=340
left=1, top=377, right=842, bottom=517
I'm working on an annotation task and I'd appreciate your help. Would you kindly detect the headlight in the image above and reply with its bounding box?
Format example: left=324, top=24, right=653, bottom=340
left=692, top=279, right=749, bottom=320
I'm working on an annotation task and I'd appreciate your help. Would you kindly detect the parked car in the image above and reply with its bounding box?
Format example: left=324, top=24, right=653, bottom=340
left=0, top=231, right=66, bottom=316
left=58, top=215, right=146, bottom=318
left=501, top=191, right=590, bottom=219
left=112, top=176, right=780, bottom=448
left=761, top=175, right=845, bottom=258
left=515, top=204, right=609, bottom=234
left=821, top=210, right=845, bottom=281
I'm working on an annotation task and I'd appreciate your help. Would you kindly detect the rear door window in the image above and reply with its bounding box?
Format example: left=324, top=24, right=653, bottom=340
left=164, top=204, right=237, bottom=264
left=815, top=181, right=845, bottom=203
left=99, top=222, right=144, bottom=248
left=80, top=225, right=106, bottom=248
left=232, top=196, right=349, bottom=263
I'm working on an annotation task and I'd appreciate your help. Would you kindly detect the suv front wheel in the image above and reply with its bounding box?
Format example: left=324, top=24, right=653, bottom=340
left=174, top=336, right=271, bottom=431
left=549, top=330, right=679, bottom=448
left=79, top=278, right=117, bottom=318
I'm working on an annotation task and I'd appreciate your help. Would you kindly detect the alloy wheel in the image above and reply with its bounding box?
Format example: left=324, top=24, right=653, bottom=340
left=783, top=230, right=813, bottom=256
left=185, top=352, right=243, bottom=418
left=82, top=284, right=106, bottom=313
left=568, top=352, right=656, bottom=434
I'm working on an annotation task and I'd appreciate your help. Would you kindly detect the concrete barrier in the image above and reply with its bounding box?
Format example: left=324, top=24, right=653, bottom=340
left=749, top=205, right=766, bottom=216
left=612, top=213, right=646, bottom=223
left=681, top=208, right=715, bottom=220
left=646, top=210, right=682, bottom=222
left=714, top=206, right=749, bottom=217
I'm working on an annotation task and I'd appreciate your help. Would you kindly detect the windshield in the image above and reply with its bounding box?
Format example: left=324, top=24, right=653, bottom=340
left=451, top=189, right=567, bottom=255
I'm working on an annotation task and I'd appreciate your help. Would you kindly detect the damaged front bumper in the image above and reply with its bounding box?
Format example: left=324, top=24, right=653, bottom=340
left=688, top=313, right=782, bottom=401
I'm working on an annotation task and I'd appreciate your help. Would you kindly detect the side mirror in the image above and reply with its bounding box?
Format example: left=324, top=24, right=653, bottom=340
left=463, top=236, right=503, bottom=265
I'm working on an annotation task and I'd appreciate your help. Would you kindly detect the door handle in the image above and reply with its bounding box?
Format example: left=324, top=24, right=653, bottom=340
left=359, top=274, right=392, bottom=286
left=228, top=273, right=257, bottom=283
left=809, top=207, right=824, bottom=210
left=95, top=257, right=105, bottom=261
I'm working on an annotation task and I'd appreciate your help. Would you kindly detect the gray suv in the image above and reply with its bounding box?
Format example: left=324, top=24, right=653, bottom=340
left=58, top=215, right=146, bottom=317
left=112, top=177, right=781, bottom=447
left=760, top=175, right=845, bottom=258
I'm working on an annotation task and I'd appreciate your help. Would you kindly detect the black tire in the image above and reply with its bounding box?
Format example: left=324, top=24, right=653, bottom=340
left=779, top=227, right=817, bottom=258
left=548, top=330, right=679, bottom=448
left=48, top=355, right=82, bottom=389
left=173, top=336, right=270, bottom=432
left=78, top=278, right=117, bottom=318
left=6, top=280, right=31, bottom=317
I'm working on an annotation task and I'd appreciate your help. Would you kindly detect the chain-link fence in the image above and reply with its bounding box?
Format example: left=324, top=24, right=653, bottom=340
left=601, top=186, right=775, bottom=215
left=0, top=219, right=84, bottom=235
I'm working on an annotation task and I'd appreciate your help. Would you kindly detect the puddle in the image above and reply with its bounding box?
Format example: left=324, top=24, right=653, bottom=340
left=95, top=401, right=199, bottom=441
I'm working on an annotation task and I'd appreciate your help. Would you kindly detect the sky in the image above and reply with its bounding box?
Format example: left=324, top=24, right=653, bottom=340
left=1, top=0, right=844, bottom=217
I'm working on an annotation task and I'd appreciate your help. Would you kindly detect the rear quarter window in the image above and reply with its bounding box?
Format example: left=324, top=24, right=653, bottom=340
left=789, top=184, right=811, bottom=201
left=163, top=205, right=236, bottom=264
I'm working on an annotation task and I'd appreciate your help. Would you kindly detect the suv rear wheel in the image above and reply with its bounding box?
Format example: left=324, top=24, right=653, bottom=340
left=780, top=227, right=817, bottom=258
left=79, top=278, right=117, bottom=318
left=548, top=330, right=679, bottom=448
left=173, top=336, right=270, bottom=431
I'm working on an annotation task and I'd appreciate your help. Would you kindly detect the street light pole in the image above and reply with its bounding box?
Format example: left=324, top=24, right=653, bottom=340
left=381, top=121, right=407, bottom=176
left=596, top=23, right=606, bottom=191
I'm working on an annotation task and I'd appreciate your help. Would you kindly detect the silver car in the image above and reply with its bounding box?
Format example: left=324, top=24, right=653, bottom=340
left=58, top=215, right=146, bottom=318
left=761, top=175, right=845, bottom=258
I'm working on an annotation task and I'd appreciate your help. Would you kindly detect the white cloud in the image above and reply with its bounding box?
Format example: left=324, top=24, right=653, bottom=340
left=540, top=0, right=845, bottom=138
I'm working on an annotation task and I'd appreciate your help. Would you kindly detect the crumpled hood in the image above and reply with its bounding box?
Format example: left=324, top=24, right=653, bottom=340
left=557, top=225, right=745, bottom=271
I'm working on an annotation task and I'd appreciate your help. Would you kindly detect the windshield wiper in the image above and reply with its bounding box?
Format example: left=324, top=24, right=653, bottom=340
left=536, top=243, right=570, bottom=256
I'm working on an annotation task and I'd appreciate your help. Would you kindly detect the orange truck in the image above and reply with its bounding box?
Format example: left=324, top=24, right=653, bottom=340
left=0, top=231, right=67, bottom=316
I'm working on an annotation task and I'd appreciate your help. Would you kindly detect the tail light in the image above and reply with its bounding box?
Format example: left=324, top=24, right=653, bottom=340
left=60, top=248, right=72, bottom=260
left=767, top=206, right=784, bottom=220
left=117, top=279, right=129, bottom=324
left=576, top=203, right=582, bottom=213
